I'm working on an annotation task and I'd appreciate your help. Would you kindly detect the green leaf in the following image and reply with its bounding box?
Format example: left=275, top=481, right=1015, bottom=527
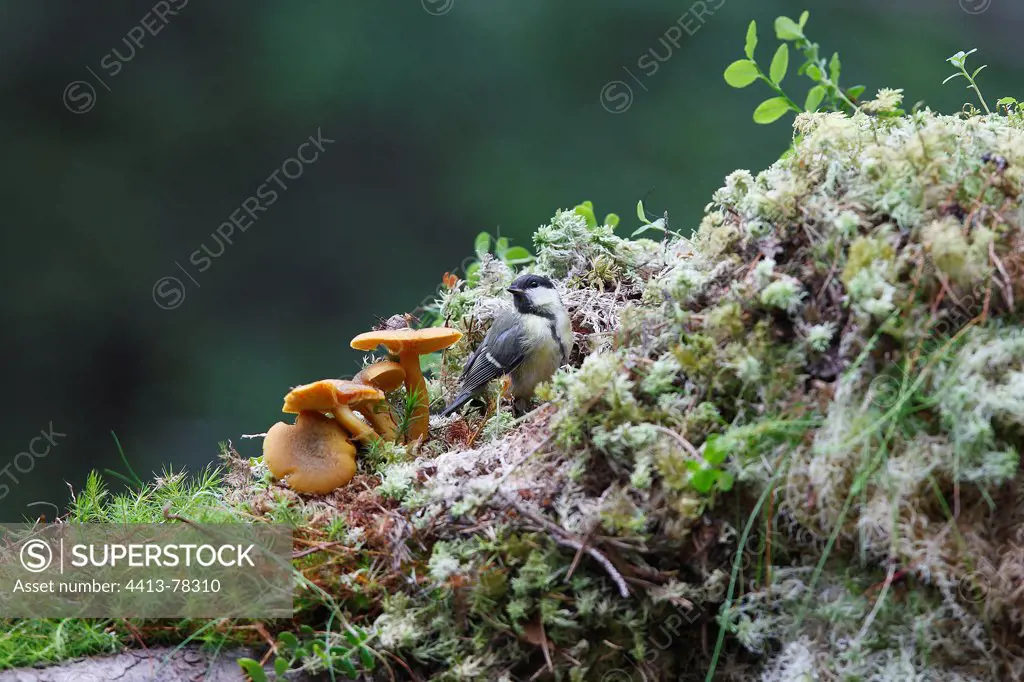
left=774, top=16, right=803, bottom=41
left=275, top=658, right=289, bottom=676
left=495, top=237, right=509, bottom=257
left=997, top=96, right=1018, bottom=111
left=690, top=468, right=717, bottom=494
left=716, top=470, right=735, bottom=492
left=804, top=85, right=825, bottom=111
left=942, top=72, right=964, bottom=85
left=359, top=645, right=375, bottom=668
left=502, top=246, right=534, bottom=265
left=277, top=632, right=298, bottom=650
left=769, top=44, right=789, bottom=84
left=947, top=50, right=968, bottom=68
left=466, top=261, right=481, bottom=284
left=798, top=10, right=809, bottom=30
left=724, top=59, right=759, bottom=88
left=604, top=213, right=620, bottom=229
left=703, top=435, right=727, bottom=466
left=744, top=20, right=757, bottom=60
left=338, top=657, right=358, bottom=678
left=753, top=97, right=792, bottom=124
left=971, top=64, right=988, bottom=79
left=632, top=217, right=666, bottom=237
left=829, top=52, right=841, bottom=84
left=847, top=85, right=866, bottom=100
left=474, top=232, right=491, bottom=258
left=237, top=659, right=268, bottom=682
left=636, top=199, right=648, bottom=224
left=574, top=201, right=597, bottom=228
left=805, top=64, right=822, bottom=81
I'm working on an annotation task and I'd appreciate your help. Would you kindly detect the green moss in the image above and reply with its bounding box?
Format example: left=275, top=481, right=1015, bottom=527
left=705, top=301, right=746, bottom=342
left=25, top=109, right=1024, bottom=682
left=841, top=234, right=896, bottom=286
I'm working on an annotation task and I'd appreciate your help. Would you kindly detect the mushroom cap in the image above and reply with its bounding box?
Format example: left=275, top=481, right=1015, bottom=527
left=282, top=379, right=384, bottom=414
left=350, top=327, right=463, bottom=355
left=263, top=411, right=357, bottom=494
left=354, top=361, right=406, bottom=392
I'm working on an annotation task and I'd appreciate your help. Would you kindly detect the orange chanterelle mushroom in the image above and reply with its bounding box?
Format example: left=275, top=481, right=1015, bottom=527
left=349, top=327, right=462, bottom=442
left=263, top=411, right=357, bottom=494
left=282, top=379, right=385, bottom=446
left=263, top=380, right=386, bottom=494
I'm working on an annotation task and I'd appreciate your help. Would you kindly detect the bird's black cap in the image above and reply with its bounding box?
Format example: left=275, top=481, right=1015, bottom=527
left=508, top=274, right=554, bottom=293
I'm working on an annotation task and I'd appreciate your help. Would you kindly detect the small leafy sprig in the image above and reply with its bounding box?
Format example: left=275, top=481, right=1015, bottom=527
left=689, top=434, right=735, bottom=494
left=633, top=199, right=684, bottom=239
left=724, top=10, right=864, bottom=124
left=943, top=49, right=991, bottom=115
left=573, top=200, right=619, bottom=231
left=465, top=231, right=534, bottom=285
left=238, top=626, right=377, bottom=681
left=997, top=96, right=1020, bottom=115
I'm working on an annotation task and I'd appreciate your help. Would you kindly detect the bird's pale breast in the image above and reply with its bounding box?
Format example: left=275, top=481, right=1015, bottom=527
left=511, top=314, right=565, bottom=398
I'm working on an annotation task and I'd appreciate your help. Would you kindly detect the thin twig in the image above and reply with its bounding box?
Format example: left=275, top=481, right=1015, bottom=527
left=652, top=425, right=701, bottom=459
left=857, top=560, right=898, bottom=642
left=990, top=241, right=1014, bottom=309
left=120, top=619, right=148, bottom=653
left=566, top=531, right=595, bottom=581
left=548, top=535, right=630, bottom=598
left=292, top=540, right=349, bottom=560
left=162, top=504, right=200, bottom=529
left=502, top=495, right=630, bottom=598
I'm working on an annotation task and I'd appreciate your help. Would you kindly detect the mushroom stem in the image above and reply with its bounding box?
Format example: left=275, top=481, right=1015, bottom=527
left=331, top=405, right=381, bottom=445
left=396, top=352, right=429, bottom=442
left=355, top=403, right=398, bottom=442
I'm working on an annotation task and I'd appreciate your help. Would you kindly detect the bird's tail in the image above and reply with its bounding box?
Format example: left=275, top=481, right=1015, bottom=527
left=439, top=391, right=473, bottom=417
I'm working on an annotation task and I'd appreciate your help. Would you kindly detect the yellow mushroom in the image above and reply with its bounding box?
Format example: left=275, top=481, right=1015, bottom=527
left=283, top=379, right=385, bottom=446
left=350, top=327, right=463, bottom=442
left=353, top=361, right=406, bottom=442
left=263, top=411, right=357, bottom=493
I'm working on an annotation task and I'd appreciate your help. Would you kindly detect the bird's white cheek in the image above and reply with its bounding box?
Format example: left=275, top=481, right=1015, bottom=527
left=528, top=289, right=561, bottom=308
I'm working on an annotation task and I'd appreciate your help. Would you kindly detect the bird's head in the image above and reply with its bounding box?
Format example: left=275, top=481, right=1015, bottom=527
left=508, top=274, right=561, bottom=314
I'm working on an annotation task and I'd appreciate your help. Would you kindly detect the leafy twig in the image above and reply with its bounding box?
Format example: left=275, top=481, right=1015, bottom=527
left=943, top=49, right=991, bottom=114
left=724, top=11, right=864, bottom=125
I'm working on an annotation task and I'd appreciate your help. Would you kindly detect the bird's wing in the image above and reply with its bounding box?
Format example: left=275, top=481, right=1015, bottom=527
left=456, top=313, right=525, bottom=395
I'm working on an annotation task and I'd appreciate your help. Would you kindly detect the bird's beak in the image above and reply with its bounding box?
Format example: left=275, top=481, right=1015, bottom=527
left=507, top=287, right=524, bottom=295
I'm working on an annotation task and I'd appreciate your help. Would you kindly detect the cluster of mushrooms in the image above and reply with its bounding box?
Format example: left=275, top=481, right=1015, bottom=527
left=262, top=327, right=462, bottom=494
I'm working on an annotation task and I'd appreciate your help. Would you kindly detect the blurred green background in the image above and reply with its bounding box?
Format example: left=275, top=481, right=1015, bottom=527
left=0, top=0, right=1018, bottom=518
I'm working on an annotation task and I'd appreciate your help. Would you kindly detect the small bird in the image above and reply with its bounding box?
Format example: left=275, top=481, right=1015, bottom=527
left=441, top=273, right=573, bottom=416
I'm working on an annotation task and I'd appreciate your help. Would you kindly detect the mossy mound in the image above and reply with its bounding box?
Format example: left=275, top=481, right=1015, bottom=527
left=13, top=103, right=1024, bottom=681
left=353, top=105, right=1024, bottom=680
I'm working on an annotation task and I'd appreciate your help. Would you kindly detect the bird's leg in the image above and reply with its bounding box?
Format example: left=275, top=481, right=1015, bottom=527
left=498, top=376, right=511, bottom=414
left=512, top=397, right=530, bottom=417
